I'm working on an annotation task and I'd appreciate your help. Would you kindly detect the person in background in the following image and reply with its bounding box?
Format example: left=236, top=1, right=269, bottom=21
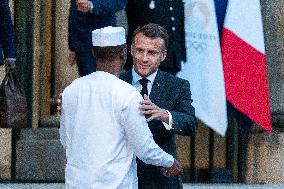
left=0, top=0, right=16, bottom=72
left=125, top=0, right=186, bottom=75
left=60, top=26, right=183, bottom=189
left=68, top=0, right=127, bottom=76
left=120, top=23, right=197, bottom=189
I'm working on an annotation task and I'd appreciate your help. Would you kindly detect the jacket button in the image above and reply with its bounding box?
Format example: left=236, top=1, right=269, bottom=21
left=169, top=7, right=173, bottom=11
left=171, top=17, right=175, bottom=21
left=172, top=27, right=176, bottom=31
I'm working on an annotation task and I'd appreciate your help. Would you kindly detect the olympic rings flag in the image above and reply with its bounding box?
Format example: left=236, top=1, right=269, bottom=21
left=178, top=0, right=228, bottom=136
left=221, top=0, right=272, bottom=132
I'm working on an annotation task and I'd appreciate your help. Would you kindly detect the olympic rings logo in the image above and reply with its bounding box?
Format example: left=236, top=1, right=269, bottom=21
left=187, top=40, right=207, bottom=52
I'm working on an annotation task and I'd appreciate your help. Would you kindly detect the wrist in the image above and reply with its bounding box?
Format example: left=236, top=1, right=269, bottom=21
left=162, top=109, right=169, bottom=123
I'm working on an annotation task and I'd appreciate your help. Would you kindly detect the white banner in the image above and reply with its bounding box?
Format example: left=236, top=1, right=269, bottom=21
left=177, top=0, right=227, bottom=136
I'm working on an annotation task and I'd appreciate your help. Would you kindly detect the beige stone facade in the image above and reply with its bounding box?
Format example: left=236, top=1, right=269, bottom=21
left=0, top=129, right=12, bottom=179
left=246, top=132, right=284, bottom=183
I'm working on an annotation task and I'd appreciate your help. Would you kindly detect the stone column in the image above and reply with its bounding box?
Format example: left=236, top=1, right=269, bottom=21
left=30, top=0, right=55, bottom=128
left=261, top=0, right=284, bottom=121
left=53, top=0, right=78, bottom=96
left=245, top=0, right=284, bottom=183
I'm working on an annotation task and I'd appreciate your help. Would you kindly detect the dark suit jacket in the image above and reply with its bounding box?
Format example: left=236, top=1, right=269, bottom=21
left=0, top=0, right=16, bottom=65
left=120, top=69, right=197, bottom=188
left=125, top=0, right=186, bottom=73
left=68, top=0, right=127, bottom=52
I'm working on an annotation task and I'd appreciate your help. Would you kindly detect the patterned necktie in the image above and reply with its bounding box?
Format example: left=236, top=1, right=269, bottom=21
left=139, top=78, right=149, bottom=97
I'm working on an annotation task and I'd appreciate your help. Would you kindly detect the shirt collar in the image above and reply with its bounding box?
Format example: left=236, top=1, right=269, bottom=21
left=132, top=68, right=158, bottom=85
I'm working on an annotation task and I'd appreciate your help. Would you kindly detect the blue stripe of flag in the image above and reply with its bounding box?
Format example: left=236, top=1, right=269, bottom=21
left=214, top=0, right=228, bottom=37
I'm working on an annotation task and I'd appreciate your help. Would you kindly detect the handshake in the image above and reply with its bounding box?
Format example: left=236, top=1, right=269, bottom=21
left=162, top=159, right=183, bottom=177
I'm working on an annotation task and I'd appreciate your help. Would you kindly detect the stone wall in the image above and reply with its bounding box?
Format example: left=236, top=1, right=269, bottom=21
left=246, top=132, right=284, bottom=183
left=261, top=0, right=284, bottom=116
left=244, top=0, right=284, bottom=184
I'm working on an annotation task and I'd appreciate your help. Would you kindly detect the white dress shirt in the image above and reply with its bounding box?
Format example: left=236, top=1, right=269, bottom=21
left=131, top=69, right=173, bottom=130
left=59, top=71, right=174, bottom=189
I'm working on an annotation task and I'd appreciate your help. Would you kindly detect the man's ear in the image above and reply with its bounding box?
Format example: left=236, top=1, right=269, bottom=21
left=160, top=50, right=167, bottom=62
left=120, top=46, right=127, bottom=61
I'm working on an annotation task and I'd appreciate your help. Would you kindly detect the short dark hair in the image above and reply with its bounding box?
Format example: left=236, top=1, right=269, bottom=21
left=132, top=23, right=168, bottom=50
left=92, top=44, right=126, bottom=62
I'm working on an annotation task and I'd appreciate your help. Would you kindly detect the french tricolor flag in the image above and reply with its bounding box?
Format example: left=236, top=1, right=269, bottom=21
left=221, top=0, right=272, bottom=132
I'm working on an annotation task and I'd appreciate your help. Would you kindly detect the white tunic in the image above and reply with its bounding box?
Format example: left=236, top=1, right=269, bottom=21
left=59, top=71, right=174, bottom=189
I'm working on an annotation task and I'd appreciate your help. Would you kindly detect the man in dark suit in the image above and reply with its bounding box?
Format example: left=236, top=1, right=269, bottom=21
left=120, top=23, right=197, bottom=189
left=0, top=0, right=16, bottom=71
left=68, top=0, right=127, bottom=76
left=125, top=0, right=186, bottom=75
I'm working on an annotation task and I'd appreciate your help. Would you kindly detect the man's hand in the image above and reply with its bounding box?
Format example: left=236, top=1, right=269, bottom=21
left=4, top=59, right=16, bottom=73
left=56, top=93, right=63, bottom=118
left=139, top=94, right=169, bottom=123
left=76, top=0, right=91, bottom=13
left=68, top=51, right=77, bottom=66
left=162, top=159, right=183, bottom=177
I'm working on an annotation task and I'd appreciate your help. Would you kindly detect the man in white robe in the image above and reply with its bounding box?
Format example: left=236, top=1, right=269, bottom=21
left=59, top=26, right=182, bottom=189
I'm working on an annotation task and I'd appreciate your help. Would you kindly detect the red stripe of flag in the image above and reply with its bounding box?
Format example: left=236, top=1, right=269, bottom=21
left=222, top=28, right=272, bottom=132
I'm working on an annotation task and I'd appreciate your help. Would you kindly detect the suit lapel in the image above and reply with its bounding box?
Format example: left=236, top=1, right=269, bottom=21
left=120, top=70, right=133, bottom=84
left=149, top=70, right=165, bottom=104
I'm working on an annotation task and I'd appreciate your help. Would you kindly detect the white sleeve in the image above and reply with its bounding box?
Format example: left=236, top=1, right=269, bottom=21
left=59, top=88, right=76, bottom=150
left=60, top=111, right=75, bottom=150
left=59, top=92, right=68, bottom=149
left=121, top=92, right=174, bottom=168
left=59, top=112, right=67, bottom=149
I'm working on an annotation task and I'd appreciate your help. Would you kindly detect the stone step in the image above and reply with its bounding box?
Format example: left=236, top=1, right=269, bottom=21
left=14, top=128, right=65, bottom=181
left=38, top=115, right=59, bottom=128
left=0, top=183, right=284, bottom=189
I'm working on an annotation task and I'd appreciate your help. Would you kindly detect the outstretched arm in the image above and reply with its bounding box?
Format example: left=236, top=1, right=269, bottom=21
left=121, top=92, right=182, bottom=176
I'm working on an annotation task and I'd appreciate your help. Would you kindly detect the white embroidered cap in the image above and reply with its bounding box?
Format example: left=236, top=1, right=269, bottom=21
left=92, top=26, right=126, bottom=47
